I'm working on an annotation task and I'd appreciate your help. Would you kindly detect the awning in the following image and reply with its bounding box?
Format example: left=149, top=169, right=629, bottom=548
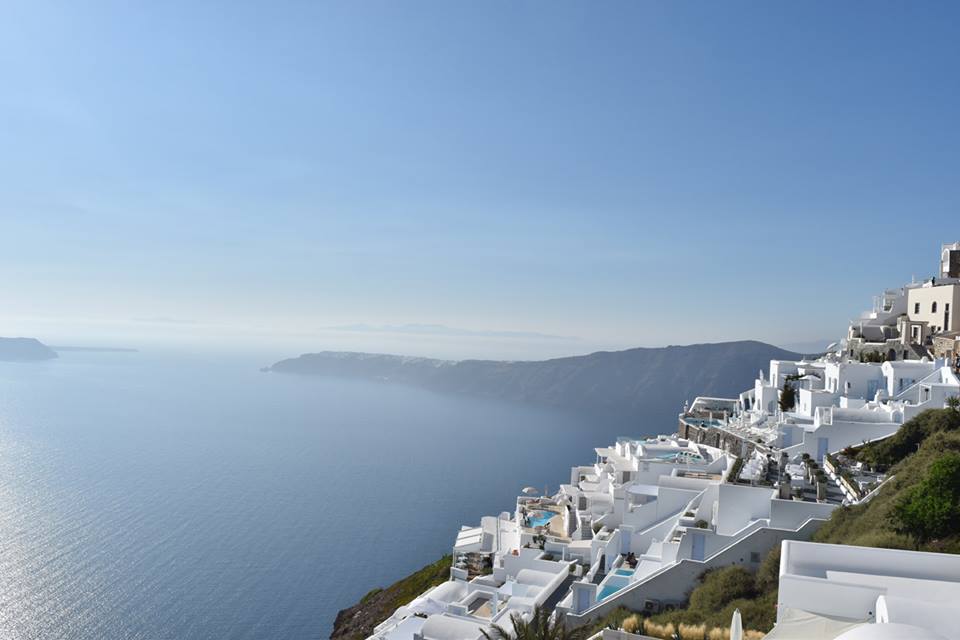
left=454, top=527, right=484, bottom=552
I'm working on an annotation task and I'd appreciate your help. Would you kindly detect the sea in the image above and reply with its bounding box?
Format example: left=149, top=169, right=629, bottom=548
left=0, top=350, right=647, bottom=639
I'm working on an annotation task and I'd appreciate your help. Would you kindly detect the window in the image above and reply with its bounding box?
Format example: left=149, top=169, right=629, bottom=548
left=933, top=301, right=938, bottom=313
left=915, top=302, right=921, bottom=314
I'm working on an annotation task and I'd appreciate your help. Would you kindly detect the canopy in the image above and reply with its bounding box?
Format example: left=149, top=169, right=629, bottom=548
left=454, top=527, right=484, bottom=552
left=762, top=608, right=864, bottom=640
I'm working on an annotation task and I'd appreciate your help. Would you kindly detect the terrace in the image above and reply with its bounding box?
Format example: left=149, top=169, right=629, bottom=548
left=823, top=451, right=887, bottom=504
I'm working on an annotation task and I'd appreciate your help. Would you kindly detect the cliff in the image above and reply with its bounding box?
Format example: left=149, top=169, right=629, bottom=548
left=330, top=556, right=451, bottom=640
left=270, top=341, right=803, bottom=427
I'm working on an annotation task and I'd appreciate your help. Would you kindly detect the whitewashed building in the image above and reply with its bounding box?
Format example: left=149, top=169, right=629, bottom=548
left=765, top=540, right=960, bottom=639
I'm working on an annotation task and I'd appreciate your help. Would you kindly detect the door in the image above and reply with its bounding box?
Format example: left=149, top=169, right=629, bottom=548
left=817, top=437, right=829, bottom=461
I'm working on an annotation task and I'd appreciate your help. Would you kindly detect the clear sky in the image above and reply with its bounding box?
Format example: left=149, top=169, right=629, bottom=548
left=1, top=1, right=958, bottom=359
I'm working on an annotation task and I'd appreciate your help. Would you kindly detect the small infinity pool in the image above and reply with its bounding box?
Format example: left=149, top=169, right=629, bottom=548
left=598, top=583, right=625, bottom=601
left=526, top=510, right=555, bottom=528
left=615, top=568, right=635, bottom=576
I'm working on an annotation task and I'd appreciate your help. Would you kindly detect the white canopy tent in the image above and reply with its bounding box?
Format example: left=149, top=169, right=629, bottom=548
left=761, top=608, right=863, bottom=639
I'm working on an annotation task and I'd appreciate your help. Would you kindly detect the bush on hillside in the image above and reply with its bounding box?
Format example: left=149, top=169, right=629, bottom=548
left=642, top=564, right=776, bottom=633
left=688, top=567, right=756, bottom=612
left=857, top=408, right=960, bottom=469
left=815, top=428, right=960, bottom=552
left=891, top=452, right=960, bottom=547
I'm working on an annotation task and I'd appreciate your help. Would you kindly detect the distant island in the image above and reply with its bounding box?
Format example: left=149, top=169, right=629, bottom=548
left=50, top=346, right=139, bottom=353
left=268, top=340, right=803, bottom=427
left=0, top=337, right=58, bottom=361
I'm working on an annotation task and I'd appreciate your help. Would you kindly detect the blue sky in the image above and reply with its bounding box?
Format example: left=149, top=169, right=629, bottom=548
left=1, top=1, right=958, bottom=358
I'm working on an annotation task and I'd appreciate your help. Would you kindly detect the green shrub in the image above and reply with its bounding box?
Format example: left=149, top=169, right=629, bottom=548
left=857, top=409, right=960, bottom=469
left=754, top=545, right=780, bottom=594
left=644, top=563, right=776, bottom=632
left=891, top=452, right=960, bottom=546
left=688, top=566, right=756, bottom=612
left=727, top=457, right=744, bottom=482
left=778, top=383, right=796, bottom=412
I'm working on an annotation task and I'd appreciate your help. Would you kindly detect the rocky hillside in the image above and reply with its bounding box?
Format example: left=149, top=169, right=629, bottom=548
left=270, top=341, right=802, bottom=427
left=330, top=556, right=451, bottom=640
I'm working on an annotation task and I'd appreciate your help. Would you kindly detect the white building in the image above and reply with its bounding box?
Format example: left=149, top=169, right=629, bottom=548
left=766, top=540, right=960, bottom=639
left=372, top=243, right=960, bottom=640
left=684, top=354, right=958, bottom=463
left=369, top=434, right=840, bottom=640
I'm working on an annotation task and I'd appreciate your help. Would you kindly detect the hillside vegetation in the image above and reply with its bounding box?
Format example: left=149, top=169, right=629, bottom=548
left=816, top=407, right=960, bottom=553
left=331, top=556, right=451, bottom=640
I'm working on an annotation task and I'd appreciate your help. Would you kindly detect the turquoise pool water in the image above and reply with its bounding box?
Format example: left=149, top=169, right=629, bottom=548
left=527, top=510, right=555, bottom=528
left=614, top=568, right=634, bottom=576
left=598, top=583, right=625, bottom=601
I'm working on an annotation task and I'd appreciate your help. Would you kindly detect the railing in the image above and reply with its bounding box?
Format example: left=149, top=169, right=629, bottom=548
left=838, top=474, right=863, bottom=501
left=564, top=517, right=829, bottom=623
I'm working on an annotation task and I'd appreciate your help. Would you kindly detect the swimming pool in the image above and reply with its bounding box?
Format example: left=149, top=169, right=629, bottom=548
left=614, top=568, right=635, bottom=576
left=526, top=510, right=555, bottom=528
left=598, top=583, right=625, bottom=601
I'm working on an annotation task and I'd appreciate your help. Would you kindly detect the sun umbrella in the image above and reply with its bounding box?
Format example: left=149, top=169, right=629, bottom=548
left=730, top=608, right=743, bottom=640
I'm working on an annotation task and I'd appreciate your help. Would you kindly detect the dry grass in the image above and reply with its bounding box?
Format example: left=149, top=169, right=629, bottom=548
left=677, top=622, right=706, bottom=639
left=619, top=615, right=763, bottom=640
left=621, top=615, right=642, bottom=634
left=643, top=621, right=675, bottom=639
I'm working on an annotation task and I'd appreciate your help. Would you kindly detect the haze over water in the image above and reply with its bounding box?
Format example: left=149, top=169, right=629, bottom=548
left=0, top=350, right=641, bottom=639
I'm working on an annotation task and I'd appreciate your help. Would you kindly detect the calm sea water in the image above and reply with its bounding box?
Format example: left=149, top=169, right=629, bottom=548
left=0, top=350, right=644, bottom=639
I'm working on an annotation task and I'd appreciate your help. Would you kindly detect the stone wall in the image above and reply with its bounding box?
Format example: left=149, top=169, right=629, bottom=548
left=678, top=418, right=761, bottom=459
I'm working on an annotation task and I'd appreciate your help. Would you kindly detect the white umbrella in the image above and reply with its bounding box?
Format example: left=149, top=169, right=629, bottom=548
left=730, top=608, right=743, bottom=640
left=522, top=486, right=539, bottom=495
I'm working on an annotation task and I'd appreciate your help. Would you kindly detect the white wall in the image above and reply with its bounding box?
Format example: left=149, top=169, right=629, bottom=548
left=769, top=498, right=837, bottom=530
left=563, top=520, right=826, bottom=623
left=882, top=360, right=937, bottom=396
left=824, top=362, right=885, bottom=399
left=798, top=389, right=838, bottom=418
left=777, top=540, right=960, bottom=624
left=714, top=484, right=773, bottom=536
